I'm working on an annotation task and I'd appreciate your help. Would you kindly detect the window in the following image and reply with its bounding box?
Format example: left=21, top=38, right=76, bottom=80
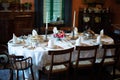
left=43, top=0, right=64, bottom=24
left=34, top=0, right=72, bottom=29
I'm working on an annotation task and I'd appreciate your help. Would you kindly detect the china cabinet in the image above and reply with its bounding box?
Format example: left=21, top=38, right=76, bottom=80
left=78, top=7, right=112, bottom=34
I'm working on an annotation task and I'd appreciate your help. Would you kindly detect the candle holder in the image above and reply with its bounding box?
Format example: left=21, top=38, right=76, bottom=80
left=20, top=4, right=23, bottom=12
left=44, top=28, right=48, bottom=42
left=71, top=11, right=77, bottom=40
left=71, top=27, right=77, bottom=40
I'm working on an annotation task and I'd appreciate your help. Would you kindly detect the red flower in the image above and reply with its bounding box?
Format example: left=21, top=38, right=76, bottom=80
left=53, top=30, right=65, bottom=38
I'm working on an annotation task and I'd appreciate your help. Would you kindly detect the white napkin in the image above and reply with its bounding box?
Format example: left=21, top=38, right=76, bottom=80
left=32, top=29, right=38, bottom=36
left=53, top=27, right=58, bottom=34
left=96, top=35, right=101, bottom=44
left=100, top=29, right=104, bottom=36
left=12, top=33, right=19, bottom=44
left=48, top=39, right=55, bottom=48
left=75, top=37, right=81, bottom=46
left=74, top=27, right=78, bottom=35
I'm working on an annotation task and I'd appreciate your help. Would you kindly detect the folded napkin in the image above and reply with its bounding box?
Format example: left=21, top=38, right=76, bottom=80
left=48, top=39, right=55, bottom=48
left=100, top=29, right=104, bottom=36
left=32, top=29, right=38, bottom=36
left=12, top=33, right=19, bottom=44
left=96, top=35, right=101, bottom=44
left=53, top=27, right=58, bottom=34
left=75, top=37, right=82, bottom=46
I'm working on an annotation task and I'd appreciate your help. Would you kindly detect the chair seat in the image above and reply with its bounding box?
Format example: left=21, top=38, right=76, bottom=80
left=45, top=64, right=67, bottom=73
left=13, top=62, right=31, bottom=70
left=39, top=47, right=74, bottom=80
left=9, top=56, right=34, bottom=80
left=96, top=58, right=115, bottom=64
left=104, top=58, right=114, bottom=62
left=73, top=60, right=92, bottom=68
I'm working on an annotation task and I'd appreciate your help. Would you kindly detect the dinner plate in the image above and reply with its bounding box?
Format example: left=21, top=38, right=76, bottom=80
left=47, top=45, right=64, bottom=50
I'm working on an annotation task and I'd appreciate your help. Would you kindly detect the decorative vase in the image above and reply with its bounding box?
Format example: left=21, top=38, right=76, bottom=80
left=2, top=3, right=10, bottom=11
left=24, top=2, right=32, bottom=11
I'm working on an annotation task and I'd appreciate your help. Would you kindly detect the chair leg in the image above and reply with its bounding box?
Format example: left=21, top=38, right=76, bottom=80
left=39, top=70, right=42, bottom=80
left=30, top=67, right=35, bottom=80
left=48, top=74, right=50, bottom=80
left=17, top=70, right=19, bottom=80
left=23, top=70, right=25, bottom=80
left=10, top=69, right=13, bottom=80
left=113, top=65, right=116, bottom=79
left=73, top=69, right=78, bottom=80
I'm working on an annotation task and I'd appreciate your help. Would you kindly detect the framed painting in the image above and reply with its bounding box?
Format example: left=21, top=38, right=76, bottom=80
left=0, top=0, right=20, bottom=3
left=82, top=0, right=104, bottom=4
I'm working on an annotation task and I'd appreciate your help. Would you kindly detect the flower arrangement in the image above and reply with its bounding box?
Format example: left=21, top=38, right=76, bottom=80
left=53, top=30, right=65, bottom=39
left=24, top=2, right=32, bottom=10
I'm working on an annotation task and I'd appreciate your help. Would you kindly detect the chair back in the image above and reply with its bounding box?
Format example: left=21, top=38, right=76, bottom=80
left=0, top=44, right=8, bottom=53
left=48, top=47, right=74, bottom=73
left=101, top=43, right=120, bottom=65
left=9, top=55, right=33, bottom=70
left=0, top=53, right=13, bottom=80
left=0, top=53, right=9, bottom=68
left=75, top=45, right=99, bottom=69
left=9, top=55, right=34, bottom=80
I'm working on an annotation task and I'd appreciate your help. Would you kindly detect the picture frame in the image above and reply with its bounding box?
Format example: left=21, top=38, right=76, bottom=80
left=0, top=0, right=20, bottom=3
left=82, top=0, right=104, bottom=4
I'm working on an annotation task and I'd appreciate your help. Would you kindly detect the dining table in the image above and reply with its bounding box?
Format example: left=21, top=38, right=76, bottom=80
left=8, top=32, right=114, bottom=80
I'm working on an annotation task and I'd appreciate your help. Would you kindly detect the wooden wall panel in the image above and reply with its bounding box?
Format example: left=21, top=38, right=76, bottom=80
left=104, top=0, right=120, bottom=24
left=72, top=0, right=120, bottom=27
left=22, top=0, right=120, bottom=27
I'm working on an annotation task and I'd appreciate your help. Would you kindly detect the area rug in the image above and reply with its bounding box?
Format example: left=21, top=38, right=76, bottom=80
left=0, top=69, right=11, bottom=80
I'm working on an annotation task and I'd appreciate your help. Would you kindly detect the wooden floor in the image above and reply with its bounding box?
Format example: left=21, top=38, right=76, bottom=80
left=0, top=67, right=120, bottom=80
left=39, top=67, right=120, bottom=80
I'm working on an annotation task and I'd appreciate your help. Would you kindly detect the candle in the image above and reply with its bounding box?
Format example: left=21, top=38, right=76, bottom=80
left=73, top=11, right=76, bottom=27
left=46, top=12, right=48, bottom=29
left=20, top=0, right=22, bottom=3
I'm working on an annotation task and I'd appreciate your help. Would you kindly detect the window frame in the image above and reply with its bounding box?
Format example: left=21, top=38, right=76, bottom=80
left=43, top=0, right=64, bottom=23
left=34, top=0, right=72, bottom=33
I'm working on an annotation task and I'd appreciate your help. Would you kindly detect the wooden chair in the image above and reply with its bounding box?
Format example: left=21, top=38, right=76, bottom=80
left=98, top=44, right=120, bottom=79
left=40, top=47, right=74, bottom=80
left=0, top=53, right=13, bottom=80
left=72, top=45, right=99, bottom=79
left=0, top=44, right=8, bottom=53
left=9, top=55, right=34, bottom=80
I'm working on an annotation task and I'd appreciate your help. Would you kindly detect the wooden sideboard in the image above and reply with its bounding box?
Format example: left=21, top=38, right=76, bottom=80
left=0, top=11, right=34, bottom=44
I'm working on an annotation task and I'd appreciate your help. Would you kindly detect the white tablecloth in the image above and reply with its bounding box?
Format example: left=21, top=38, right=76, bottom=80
left=8, top=34, right=114, bottom=80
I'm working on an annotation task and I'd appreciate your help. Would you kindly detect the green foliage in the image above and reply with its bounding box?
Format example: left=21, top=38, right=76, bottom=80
left=24, top=2, right=32, bottom=7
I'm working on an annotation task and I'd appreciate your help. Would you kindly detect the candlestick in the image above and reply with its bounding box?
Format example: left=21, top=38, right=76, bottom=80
left=44, top=12, right=48, bottom=42
left=46, top=12, right=48, bottom=30
left=20, top=0, right=23, bottom=12
left=20, top=0, right=22, bottom=4
left=44, top=28, right=48, bottom=42
left=71, top=11, right=76, bottom=40
left=72, top=27, right=75, bottom=39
